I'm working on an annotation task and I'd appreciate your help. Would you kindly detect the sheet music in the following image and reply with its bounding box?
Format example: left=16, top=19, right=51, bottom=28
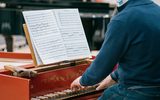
left=23, top=10, right=67, bottom=64
left=54, top=9, right=91, bottom=60
left=23, top=9, right=90, bottom=65
left=31, top=38, right=43, bottom=65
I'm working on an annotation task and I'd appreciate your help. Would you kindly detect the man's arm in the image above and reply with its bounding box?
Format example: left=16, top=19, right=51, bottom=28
left=71, top=19, right=130, bottom=89
left=96, top=74, right=117, bottom=90
left=110, top=69, right=119, bottom=82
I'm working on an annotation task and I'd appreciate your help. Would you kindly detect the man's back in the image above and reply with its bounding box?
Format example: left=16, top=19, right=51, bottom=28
left=114, top=0, right=160, bottom=86
left=71, top=0, right=160, bottom=99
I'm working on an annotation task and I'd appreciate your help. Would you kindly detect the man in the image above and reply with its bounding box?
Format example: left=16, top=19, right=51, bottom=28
left=71, top=0, right=160, bottom=99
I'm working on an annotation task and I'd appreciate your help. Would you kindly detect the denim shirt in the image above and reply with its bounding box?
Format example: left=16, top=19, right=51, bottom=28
left=80, top=0, right=160, bottom=87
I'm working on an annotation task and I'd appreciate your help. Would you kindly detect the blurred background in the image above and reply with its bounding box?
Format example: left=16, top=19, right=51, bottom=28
left=0, top=0, right=159, bottom=53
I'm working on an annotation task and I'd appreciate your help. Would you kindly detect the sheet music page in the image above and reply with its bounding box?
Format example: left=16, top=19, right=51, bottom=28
left=23, top=9, right=90, bottom=65
left=23, top=10, right=67, bottom=64
left=31, top=38, right=43, bottom=65
left=54, top=9, right=91, bottom=60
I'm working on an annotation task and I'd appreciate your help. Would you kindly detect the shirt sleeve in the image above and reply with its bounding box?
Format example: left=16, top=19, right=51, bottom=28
left=110, top=69, right=119, bottom=82
left=80, top=20, right=130, bottom=86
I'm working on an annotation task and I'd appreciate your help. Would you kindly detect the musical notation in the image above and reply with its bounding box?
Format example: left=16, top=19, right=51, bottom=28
left=23, top=9, right=90, bottom=65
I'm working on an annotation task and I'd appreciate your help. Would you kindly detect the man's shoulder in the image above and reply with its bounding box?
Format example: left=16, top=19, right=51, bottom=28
left=111, top=6, right=148, bottom=25
left=110, top=10, right=133, bottom=26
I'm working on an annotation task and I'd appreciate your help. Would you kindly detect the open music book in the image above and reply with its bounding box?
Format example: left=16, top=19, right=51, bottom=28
left=23, top=9, right=91, bottom=66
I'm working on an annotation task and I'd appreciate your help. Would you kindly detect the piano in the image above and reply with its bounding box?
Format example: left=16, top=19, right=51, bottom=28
left=0, top=52, right=103, bottom=100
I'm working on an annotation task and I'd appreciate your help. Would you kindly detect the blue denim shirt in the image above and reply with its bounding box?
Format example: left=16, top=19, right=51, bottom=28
left=80, top=0, right=160, bottom=87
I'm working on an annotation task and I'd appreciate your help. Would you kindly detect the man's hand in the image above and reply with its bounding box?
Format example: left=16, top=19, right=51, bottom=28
left=96, top=75, right=116, bottom=90
left=70, top=76, right=84, bottom=90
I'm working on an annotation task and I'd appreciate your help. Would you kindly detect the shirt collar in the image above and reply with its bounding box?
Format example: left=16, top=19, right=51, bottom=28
left=126, top=0, right=153, bottom=7
left=117, top=0, right=153, bottom=12
left=117, top=2, right=128, bottom=12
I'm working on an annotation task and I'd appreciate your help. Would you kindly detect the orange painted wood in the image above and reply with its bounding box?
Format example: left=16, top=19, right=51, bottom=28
left=0, top=63, right=100, bottom=100
left=0, top=52, right=33, bottom=74
left=0, top=74, right=30, bottom=100
left=0, top=52, right=103, bottom=100
left=0, top=52, right=32, bottom=59
left=30, top=64, right=89, bottom=97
